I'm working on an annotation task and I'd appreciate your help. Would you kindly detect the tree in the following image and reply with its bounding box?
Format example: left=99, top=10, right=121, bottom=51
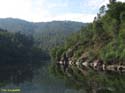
left=109, top=0, right=116, bottom=4
left=99, top=5, right=106, bottom=16
left=120, top=11, right=125, bottom=21
left=0, top=29, right=49, bottom=84
left=107, top=2, right=125, bottom=23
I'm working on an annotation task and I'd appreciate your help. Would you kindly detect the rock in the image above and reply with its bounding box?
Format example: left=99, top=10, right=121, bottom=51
left=76, top=61, right=80, bottom=66
left=82, top=61, right=88, bottom=67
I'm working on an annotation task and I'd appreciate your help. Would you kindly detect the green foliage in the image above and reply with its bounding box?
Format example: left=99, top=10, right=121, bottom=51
left=99, top=5, right=106, bottom=15
left=0, top=29, right=49, bottom=66
left=50, top=1, right=125, bottom=92
left=120, top=11, right=125, bottom=21
left=107, top=2, right=125, bottom=22
left=0, top=18, right=85, bottom=51
left=0, top=29, right=50, bottom=84
left=52, top=0, right=125, bottom=65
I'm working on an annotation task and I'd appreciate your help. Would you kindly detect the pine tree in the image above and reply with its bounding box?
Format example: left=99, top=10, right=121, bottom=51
left=109, top=0, right=116, bottom=3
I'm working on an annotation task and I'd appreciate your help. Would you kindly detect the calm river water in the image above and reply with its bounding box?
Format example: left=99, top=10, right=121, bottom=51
left=0, top=61, right=86, bottom=93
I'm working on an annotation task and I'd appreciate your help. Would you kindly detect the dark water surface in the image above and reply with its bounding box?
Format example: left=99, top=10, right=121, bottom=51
left=0, top=61, right=85, bottom=93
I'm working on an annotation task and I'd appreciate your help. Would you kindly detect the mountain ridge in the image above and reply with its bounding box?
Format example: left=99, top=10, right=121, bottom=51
left=0, top=18, right=85, bottom=33
left=0, top=18, right=86, bottom=50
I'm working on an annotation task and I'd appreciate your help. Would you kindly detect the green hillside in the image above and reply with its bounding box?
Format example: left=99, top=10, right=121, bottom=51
left=0, top=19, right=85, bottom=50
left=50, top=0, right=125, bottom=92
left=0, top=28, right=49, bottom=84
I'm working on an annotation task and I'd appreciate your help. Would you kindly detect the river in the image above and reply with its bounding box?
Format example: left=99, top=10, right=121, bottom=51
left=0, top=61, right=86, bottom=93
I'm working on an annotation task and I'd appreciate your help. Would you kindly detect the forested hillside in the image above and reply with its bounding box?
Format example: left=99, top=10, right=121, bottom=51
left=50, top=0, right=125, bottom=93
left=0, top=18, right=85, bottom=50
left=34, top=21, right=86, bottom=50
left=0, top=28, right=49, bottom=84
left=0, top=18, right=35, bottom=34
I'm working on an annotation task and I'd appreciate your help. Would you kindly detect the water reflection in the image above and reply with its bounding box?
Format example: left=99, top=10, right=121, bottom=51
left=0, top=64, right=33, bottom=86
left=0, top=61, right=86, bottom=93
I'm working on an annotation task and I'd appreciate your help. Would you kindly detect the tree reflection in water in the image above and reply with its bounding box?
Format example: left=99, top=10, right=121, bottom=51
left=0, top=63, right=34, bottom=86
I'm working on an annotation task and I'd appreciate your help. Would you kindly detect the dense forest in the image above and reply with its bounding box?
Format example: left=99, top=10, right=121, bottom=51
left=0, top=28, right=49, bottom=84
left=0, top=20, right=84, bottom=87
left=50, top=0, right=125, bottom=93
left=1, top=0, right=125, bottom=92
left=0, top=19, right=85, bottom=50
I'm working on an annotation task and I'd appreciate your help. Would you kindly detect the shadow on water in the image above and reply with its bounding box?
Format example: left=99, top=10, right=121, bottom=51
left=0, top=64, right=34, bottom=86
left=0, top=61, right=86, bottom=93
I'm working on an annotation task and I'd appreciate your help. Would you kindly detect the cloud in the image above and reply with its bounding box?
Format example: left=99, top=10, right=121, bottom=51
left=31, top=0, right=96, bottom=22
left=38, top=13, right=96, bottom=22
left=82, top=0, right=125, bottom=10
left=0, top=0, right=32, bottom=18
left=0, top=0, right=125, bottom=22
left=118, top=0, right=125, bottom=2
left=81, top=0, right=108, bottom=13
left=47, top=2, right=68, bottom=8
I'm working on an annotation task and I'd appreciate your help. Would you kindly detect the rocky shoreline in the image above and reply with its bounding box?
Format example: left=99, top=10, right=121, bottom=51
left=56, top=51, right=125, bottom=74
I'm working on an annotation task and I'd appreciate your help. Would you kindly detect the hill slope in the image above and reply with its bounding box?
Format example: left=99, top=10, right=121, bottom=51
left=50, top=1, right=125, bottom=92
left=0, top=18, right=35, bottom=34
left=0, top=18, right=86, bottom=50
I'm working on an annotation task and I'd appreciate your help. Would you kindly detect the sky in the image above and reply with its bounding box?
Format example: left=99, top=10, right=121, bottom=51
left=0, top=0, right=125, bottom=22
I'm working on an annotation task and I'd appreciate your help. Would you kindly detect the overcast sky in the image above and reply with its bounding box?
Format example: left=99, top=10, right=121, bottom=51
left=0, top=0, right=125, bottom=22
